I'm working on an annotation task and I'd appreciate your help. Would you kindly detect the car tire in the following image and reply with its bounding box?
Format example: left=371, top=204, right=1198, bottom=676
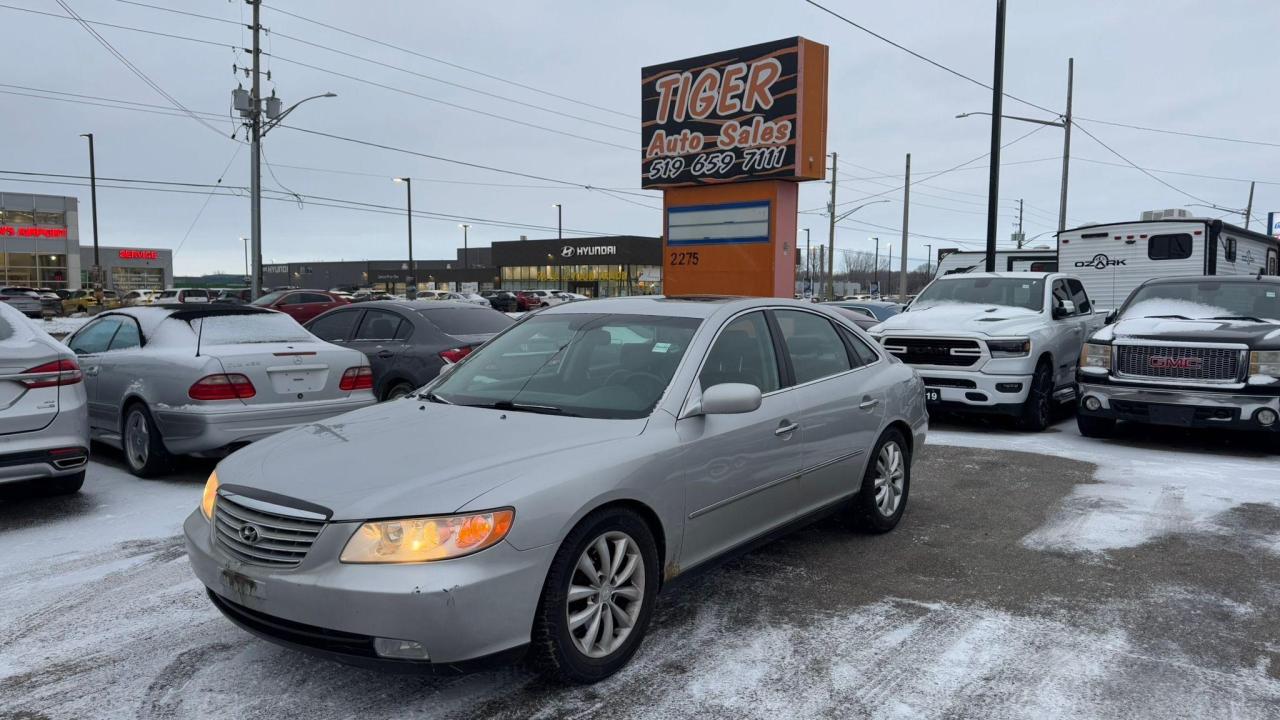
left=1017, top=361, right=1054, bottom=432
left=383, top=381, right=415, bottom=401
left=529, top=507, right=660, bottom=684
left=851, top=428, right=911, bottom=533
left=1076, top=412, right=1117, bottom=438
left=121, top=403, right=173, bottom=478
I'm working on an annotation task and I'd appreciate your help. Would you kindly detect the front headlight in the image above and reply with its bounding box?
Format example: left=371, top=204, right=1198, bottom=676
left=340, top=509, right=515, bottom=564
left=1080, top=343, right=1112, bottom=369
left=201, top=471, right=219, bottom=520
left=1249, top=350, right=1280, bottom=378
left=987, top=338, right=1031, bottom=357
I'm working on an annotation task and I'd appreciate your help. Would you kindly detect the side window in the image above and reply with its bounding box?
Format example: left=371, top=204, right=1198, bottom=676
left=107, top=319, right=141, bottom=351
left=1052, top=280, right=1075, bottom=315
left=278, top=293, right=304, bottom=305
left=1223, top=237, right=1237, bottom=263
left=67, top=317, right=121, bottom=355
left=308, top=310, right=361, bottom=342
left=302, top=293, right=333, bottom=304
left=849, top=306, right=875, bottom=318
left=774, top=310, right=853, bottom=384
left=354, top=310, right=402, bottom=341
left=699, top=311, right=780, bottom=394
left=392, top=318, right=413, bottom=341
left=1149, top=233, right=1193, bottom=260
left=837, top=326, right=881, bottom=367
left=1066, top=279, right=1092, bottom=314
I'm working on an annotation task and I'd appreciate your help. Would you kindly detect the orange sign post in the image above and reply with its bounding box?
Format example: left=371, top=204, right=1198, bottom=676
left=642, top=37, right=829, bottom=297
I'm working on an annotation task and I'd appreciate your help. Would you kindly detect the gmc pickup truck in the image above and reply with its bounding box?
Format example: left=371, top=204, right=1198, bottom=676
left=870, top=272, right=1105, bottom=431
left=1076, top=275, right=1280, bottom=436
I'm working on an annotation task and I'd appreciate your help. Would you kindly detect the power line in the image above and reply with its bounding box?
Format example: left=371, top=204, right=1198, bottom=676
left=1072, top=122, right=1218, bottom=206
left=174, top=145, right=245, bottom=255
left=1073, top=156, right=1280, bottom=187
left=262, top=2, right=635, bottom=120
left=1074, top=116, right=1280, bottom=150
left=0, top=3, right=235, bottom=49
left=115, top=0, right=242, bottom=27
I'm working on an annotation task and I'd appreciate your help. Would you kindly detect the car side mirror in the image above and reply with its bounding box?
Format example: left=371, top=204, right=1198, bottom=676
left=1053, top=299, right=1076, bottom=319
left=1104, top=310, right=1117, bottom=324
left=698, top=383, right=762, bottom=416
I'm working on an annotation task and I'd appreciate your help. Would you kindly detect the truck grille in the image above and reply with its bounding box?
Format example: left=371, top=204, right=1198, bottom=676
left=1114, top=344, right=1242, bottom=383
left=882, top=337, right=982, bottom=367
left=214, top=494, right=325, bottom=568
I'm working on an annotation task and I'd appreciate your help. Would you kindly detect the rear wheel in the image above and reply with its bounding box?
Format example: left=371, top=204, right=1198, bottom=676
left=122, top=404, right=173, bottom=478
left=383, top=381, right=415, bottom=401
left=1017, top=361, right=1054, bottom=432
left=530, top=507, right=659, bottom=684
left=1076, top=412, right=1117, bottom=438
left=851, top=429, right=911, bottom=533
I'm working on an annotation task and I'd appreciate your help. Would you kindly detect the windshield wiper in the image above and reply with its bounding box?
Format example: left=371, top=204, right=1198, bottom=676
left=1207, top=315, right=1267, bottom=323
left=420, top=390, right=451, bottom=404
left=489, top=400, right=581, bottom=417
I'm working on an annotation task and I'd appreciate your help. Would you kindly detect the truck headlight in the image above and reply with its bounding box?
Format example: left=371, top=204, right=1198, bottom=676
left=340, top=509, right=515, bottom=563
left=201, top=471, right=219, bottom=520
left=1080, top=343, right=1112, bottom=369
left=1249, top=350, right=1280, bottom=378
left=987, top=339, right=1031, bottom=357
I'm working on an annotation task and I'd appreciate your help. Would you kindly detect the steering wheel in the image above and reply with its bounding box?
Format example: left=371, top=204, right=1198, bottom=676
left=621, top=371, right=665, bottom=402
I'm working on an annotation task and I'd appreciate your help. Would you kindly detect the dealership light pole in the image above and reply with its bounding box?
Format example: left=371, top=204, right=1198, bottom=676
left=241, top=237, right=249, bottom=281
left=552, top=203, right=563, bottom=240
left=392, top=177, right=415, bottom=299
left=79, top=133, right=100, bottom=287
left=459, top=222, right=470, bottom=271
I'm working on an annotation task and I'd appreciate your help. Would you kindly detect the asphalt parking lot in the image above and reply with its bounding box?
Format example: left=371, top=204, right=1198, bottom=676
left=1, top=417, right=1278, bottom=719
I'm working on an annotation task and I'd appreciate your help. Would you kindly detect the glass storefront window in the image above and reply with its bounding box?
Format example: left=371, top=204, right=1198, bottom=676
left=34, top=210, right=65, bottom=226
left=497, top=264, right=661, bottom=297
left=3, top=209, right=34, bottom=225
left=110, top=267, right=165, bottom=292
left=37, top=253, right=68, bottom=288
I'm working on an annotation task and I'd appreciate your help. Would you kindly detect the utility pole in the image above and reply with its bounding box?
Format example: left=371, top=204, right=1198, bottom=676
left=1244, top=179, right=1254, bottom=226
left=804, top=228, right=811, bottom=296
left=899, top=153, right=910, bottom=301
left=78, top=133, right=100, bottom=290
left=984, top=0, right=1007, bottom=272
left=873, top=237, right=880, bottom=296
left=241, top=237, right=249, bottom=281
left=827, top=152, right=838, bottom=299
left=1016, top=198, right=1025, bottom=248
left=886, top=244, right=893, bottom=298
left=925, top=244, right=933, bottom=277
left=248, top=0, right=262, bottom=299
left=1058, top=57, right=1073, bottom=234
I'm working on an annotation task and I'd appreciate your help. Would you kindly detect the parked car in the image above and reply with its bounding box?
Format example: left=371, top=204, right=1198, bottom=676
left=831, top=307, right=882, bottom=331
left=0, top=301, right=89, bottom=496
left=185, top=296, right=926, bottom=682
left=305, top=300, right=514, bottom=401
left=518, top=289, right=566, bottom=308
left=63, top=305, right=376, bottom=477
left=0, top=287, right=45, bottom=318
left=121, top=289, right=160, bottom=307
left=251, top=289, right=349, bottom=324
left=154, top=288, right=210, bottom=305
left=555, top=291, right=590, bottom=302
left=213, top=288, right=252, bottom=304
left=34, top=288, right=63, bottom=314
left=822, top=299, right=903, bottom=322
left=480, top=290, right=519, bottom=312
left=438, top=292, right=489, bottom=307
left=414, top=290, right=451, bottom=301
left=60, top=289, right=121, bottom=315
left=870, top=272, right=1105, bottom=430
left=1076, top=275, right=1280, bottom=437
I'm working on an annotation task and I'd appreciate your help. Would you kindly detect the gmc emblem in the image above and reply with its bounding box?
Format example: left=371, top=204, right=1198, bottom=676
left=1149, top=356, right=1202, bottom=370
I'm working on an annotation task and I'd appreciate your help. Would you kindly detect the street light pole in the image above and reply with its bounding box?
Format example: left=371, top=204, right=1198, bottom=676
left=984, top=0, right=1008, bottom=273
left=459, top=224, right=471, bottom=291
left=79, top=133, right=100, bottom=288
left=241, top=237, right=249, bottom=281
left=925, top=243, right=933, bottom=277
left=392, top=177, right=415, bottom=299
left=804, top=228, right=811, bottom=296
left=873, top=237, right=880, bottom=296
left=553, top=203, right=562, bottom=240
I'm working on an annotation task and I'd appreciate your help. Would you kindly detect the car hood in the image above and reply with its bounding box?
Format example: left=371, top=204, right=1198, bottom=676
left=215, top=400, right=647, bottom=520
left=1097, top=317, right=1280, bottom=348
left=873, top=303, right=1045, bottom=336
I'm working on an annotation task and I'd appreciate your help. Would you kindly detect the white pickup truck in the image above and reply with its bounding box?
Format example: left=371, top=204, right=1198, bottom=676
left=869, top=272, right=1105, bottom=430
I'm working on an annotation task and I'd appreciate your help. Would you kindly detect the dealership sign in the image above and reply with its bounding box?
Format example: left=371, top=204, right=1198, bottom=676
left=1269, top=211, right=1280, bottom=240
left=641, top=37, right=829, bottom=189
left=117, top=249, right=159, bottom=260
left=0, top=225, right=67, bottom=238
left=561, top=244, right=617, bottom=258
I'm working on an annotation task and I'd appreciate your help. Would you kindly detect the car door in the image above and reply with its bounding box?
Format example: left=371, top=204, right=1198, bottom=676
left=772, top=309, right=886, bottom=514
left=347, top=308, right=410, bottom=396
left=676, top=310, right=803, bottom=571
left=1051, top=279, right=1090, bottom=388
left=93, top=316, right=144, bottom=435
left=271, top=292, right=309, bottom=322
left=306, top=307, right=363, bottom=345
left=65, top=316, right=124, bottom=430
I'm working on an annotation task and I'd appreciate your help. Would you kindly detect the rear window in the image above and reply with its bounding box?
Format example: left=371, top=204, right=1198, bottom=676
left=418, top=307, right=514, bottom=336
left=1148, top=233, right=1193, bottom=260
left=188, top=313, right=314, bottom=345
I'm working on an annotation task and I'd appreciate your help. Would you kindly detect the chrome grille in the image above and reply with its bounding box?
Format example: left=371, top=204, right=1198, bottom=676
left=213, top=494, right=325, bottom=568
left=882, top=337, right=983, bottom=367
left=1114, top=344, right=1242, bottom=383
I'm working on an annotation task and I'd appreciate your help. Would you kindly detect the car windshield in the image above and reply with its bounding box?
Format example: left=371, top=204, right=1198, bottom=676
left=251, top=290, right=288, bottom=306
left=187, top=312, right=315, bottom=345
left=1120, top=281, right=1280, bottom=322
left=430, top=312, right=701, bottom=419
left=912, top=277, right=1045, bottom=312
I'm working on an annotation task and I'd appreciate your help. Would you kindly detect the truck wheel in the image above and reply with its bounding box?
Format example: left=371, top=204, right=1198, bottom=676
left=1017, top=361, right=1054, bottom=432
left=1076, top=412, right=1117, bottom=438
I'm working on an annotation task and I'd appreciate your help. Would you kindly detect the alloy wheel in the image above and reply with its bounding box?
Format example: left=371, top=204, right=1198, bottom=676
left=125, top=411, right=149, bottom=470
left=873, top=441, right=905, bottom=516
left=566, top=530, right=645, bottom=658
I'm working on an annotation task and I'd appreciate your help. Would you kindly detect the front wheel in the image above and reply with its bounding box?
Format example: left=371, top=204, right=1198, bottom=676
left=850, top=429, right=911, bottom=533
left=1017, top=362, right=1054, bottom=432
left=1076, top=412, right=1117, bottom=438
left=530, top=508, right=659, bottom=684
left=383, top=381, right=415, bottom=401
left=122, top=404, right=173, bottom=478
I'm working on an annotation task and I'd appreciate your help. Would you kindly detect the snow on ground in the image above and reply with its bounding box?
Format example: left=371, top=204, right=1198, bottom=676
left=928, top=422, right=1280, bottom=554
left=28, top=315, right=89, bottom=340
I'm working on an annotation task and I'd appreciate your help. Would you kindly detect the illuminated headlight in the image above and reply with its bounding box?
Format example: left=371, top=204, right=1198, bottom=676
left=1249, top=350, right=1280, bottom=378
left=987, top=338, right=1031, bottom=357
left=340, top=509, right=514, bottom=563
left=201, top=471, right=219, bottom=520
left=1080, top=343, right=1112, bottom=369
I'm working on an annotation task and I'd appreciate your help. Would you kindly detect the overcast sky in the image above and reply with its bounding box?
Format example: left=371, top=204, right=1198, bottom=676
left=3, top=0, right=1278, bottom=275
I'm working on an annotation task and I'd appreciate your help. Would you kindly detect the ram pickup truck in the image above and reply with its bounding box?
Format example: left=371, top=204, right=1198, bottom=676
left=1076, top=275, right=1280, bottom=436
left=870, top=272, right=1105, bottom=430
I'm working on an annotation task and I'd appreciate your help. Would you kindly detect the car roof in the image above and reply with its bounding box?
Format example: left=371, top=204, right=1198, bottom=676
left=933, top=272, right=1052, bottom=280
left=825, top=299, right=897, bottom=307
left=536, top=295, right=822, bottom=319
left=1141, top=274, right=1280, bottom=286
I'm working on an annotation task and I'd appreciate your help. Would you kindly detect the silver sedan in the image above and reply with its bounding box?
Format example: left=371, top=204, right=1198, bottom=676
left=184, top=296, right=927, bottom=682
left=64, top=304, right=376, bottom=477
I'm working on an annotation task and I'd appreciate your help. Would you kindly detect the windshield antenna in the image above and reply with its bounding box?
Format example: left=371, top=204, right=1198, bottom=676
left=195, top=317, right=204, bottom=357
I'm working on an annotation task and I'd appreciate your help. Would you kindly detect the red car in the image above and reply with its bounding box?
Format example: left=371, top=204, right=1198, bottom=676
left=515, top=291, right=545, bottom=312
left=251, top=289, right=349, bottom=323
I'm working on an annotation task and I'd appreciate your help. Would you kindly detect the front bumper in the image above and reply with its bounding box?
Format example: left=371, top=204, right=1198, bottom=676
left=919, top=369, right=1032, bottom=414
left=155, top=395, right=376, bottom=455
left=184, top=509, right=556, bottom=667
left=1077, top=380, right=1280, bottom=432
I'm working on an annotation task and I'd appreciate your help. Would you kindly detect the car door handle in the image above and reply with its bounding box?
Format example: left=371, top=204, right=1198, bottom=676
left=376, top=350, right=394, bottom=358
left=775, top=421, right=799, bottom=436
left=859, top=398, right=880, bottom=410
left=85, top=366, right=100, bottom=376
